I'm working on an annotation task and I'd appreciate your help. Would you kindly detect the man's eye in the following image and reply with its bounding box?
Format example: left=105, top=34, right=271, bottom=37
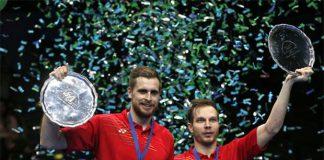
left=138, top=90, right=147, bottom=94
left=210, top=118, right=218, bottom=122
left=196, top=119, right=205, bottom=123
left=151, top=91, right=159, bottom=96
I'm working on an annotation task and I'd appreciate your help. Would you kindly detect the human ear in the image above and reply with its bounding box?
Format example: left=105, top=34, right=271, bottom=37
left=127, top=87, right=132, bottom=99
left=188, top=122, right=193, bottom=133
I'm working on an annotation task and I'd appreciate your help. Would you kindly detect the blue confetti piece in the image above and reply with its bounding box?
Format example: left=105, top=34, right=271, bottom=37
left=175, top=69, right=185, bottom=74
left=21, top=40, right=27, bottom=45
left=17, top=62, right=22, bottom=70
left=28, top=30, right=34, bottom=34
left=39, top=18, right=44, bottom=24
left=82, top=151, right=91, bottom=155
left=47, top=149, right=55, bottom=154
left=27, top=98, right=35, bottom=102
left=268, top=92, right=273, bottom=103
left=0, top=47, right=8, bottom=54
left=92, top=66, right=100, bottom=71
left=258, top=113, right=265, bottom=120
left=306, top=89, right=314, bottom=95
left=186, top=86, right=195, bottom=91
left=267, top=0, right=276, bottom=13
left=230, top=90, right=239, bottom=95
left=237, top=109, right=248, bottom=117
left=217, top=29, right=225, bottom=35
left=17, top=45, right=25, bottom=52
left=242, top=98, right=251, bottom=105
left=194, top=90, right=200, bottom=98
left=96, top=108, right=106, bottom=113
left=233, top=40, right=242, bottom=48
left=224, top=96, right=231, bottom=104
left=18, top=86, right=24, bottom=93
left=231, top=101, right=238, bottom=107
left=255, top=33, right=263, bottom=41
left=226, top=8, right=235, bottom=14
left=23, top=76, right=30, bottom=82
left=271, top=64, right=278, bottom=69
left=252, top=117, right=260, bottom=125
left=33, top=40, right=40, bottom=49
left=60, top=53, right=66, bottom=58
left=28, top=107, right=36, bottom=112
left=169, top=106, right=179, bottom=112
left=257, top=94, right=264, bottom=101
left=168, top=87, right=175, bottom=94
left=214, top=8, right=222, bottom=18
left=36, top=74, right=40, bottom=81
left=243, top=43, right=250, bottom=50
left=213, top=92, right=223, bottom=99
left=106, top=105, right=116, bottom=110
left=239, top=120, right=247, bottom=127
left=317, top=95, right=324, bottom=100
left=256, top=56, right=263, bottom=61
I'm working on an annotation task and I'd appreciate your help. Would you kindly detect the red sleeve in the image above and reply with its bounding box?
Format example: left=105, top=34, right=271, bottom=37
left=60, top=115, right=100, bottom=151
left=230, top=128, right=267, bottom=159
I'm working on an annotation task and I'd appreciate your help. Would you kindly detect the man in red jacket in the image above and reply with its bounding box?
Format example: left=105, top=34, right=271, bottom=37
left=40, top=64, right=174, bottom=160
left=175, top=67, right=313, bottom=160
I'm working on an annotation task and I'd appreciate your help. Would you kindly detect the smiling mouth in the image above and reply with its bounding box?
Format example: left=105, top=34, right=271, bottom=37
left=140, top=103, right=153, bottom=108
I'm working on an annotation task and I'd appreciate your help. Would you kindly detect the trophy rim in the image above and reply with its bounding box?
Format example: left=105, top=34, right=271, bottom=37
left=268, top=24, right=315, bottom=74
left=40, top=72, right=98, bottom=127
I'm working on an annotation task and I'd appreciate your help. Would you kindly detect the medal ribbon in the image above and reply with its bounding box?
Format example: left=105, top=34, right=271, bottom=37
left=128, top=113, right=154, bottom=160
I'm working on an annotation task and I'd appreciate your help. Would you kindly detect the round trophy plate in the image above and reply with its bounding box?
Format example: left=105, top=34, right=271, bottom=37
left=40, top=72, right=97, bottom=127
left=268, top=24, right=315, bottom=74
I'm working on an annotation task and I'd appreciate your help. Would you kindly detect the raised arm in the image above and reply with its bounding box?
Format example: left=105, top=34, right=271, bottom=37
left=257, top=67, right=313, bottom=148
left=40, top=64, right=69, bottom=149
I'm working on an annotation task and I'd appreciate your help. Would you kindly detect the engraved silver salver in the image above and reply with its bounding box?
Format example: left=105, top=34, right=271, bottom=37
left=268, top=24, right=315, bottom=74
left=40, top=72, right=97, bottom=127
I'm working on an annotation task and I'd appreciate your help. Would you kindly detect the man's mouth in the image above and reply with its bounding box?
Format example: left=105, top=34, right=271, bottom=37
left=203, top=132, right=214, bottom=137
left=140, top=103, right=153, bottom=108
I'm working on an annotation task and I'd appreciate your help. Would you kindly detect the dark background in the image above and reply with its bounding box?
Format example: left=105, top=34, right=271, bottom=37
left=0, top=0, right=323, bottom=159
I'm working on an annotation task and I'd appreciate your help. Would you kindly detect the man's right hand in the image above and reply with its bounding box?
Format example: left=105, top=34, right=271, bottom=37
left=49, top=63, right=69, bottom=80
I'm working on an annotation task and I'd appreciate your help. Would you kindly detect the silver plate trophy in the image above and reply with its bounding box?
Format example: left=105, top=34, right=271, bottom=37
left=40, top=72, right=97, bottom=127
left=268, top=24, right=315, bottom=75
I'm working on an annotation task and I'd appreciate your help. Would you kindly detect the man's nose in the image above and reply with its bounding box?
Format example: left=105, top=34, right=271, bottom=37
left=205, top=120, right=211, bottom=128
left=145, top=92, right=152, bottom=101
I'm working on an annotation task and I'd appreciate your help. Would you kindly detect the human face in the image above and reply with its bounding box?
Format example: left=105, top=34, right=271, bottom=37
left=128, top=77, right=161, bottom=118
left=188, top=106, right=219, bottom=146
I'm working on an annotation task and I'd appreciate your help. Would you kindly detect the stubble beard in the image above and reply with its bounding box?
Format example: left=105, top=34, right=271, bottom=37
left=194, top=132, right=217, bottom=147
left=201, top=138, right=216, bottom=146
left=133, top=102, right=158, bottom=118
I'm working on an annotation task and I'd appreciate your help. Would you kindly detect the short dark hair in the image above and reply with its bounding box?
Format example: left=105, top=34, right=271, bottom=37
left=129, top=66, right=162, bottom=90
left=187, top=99, right=218, bottom=123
